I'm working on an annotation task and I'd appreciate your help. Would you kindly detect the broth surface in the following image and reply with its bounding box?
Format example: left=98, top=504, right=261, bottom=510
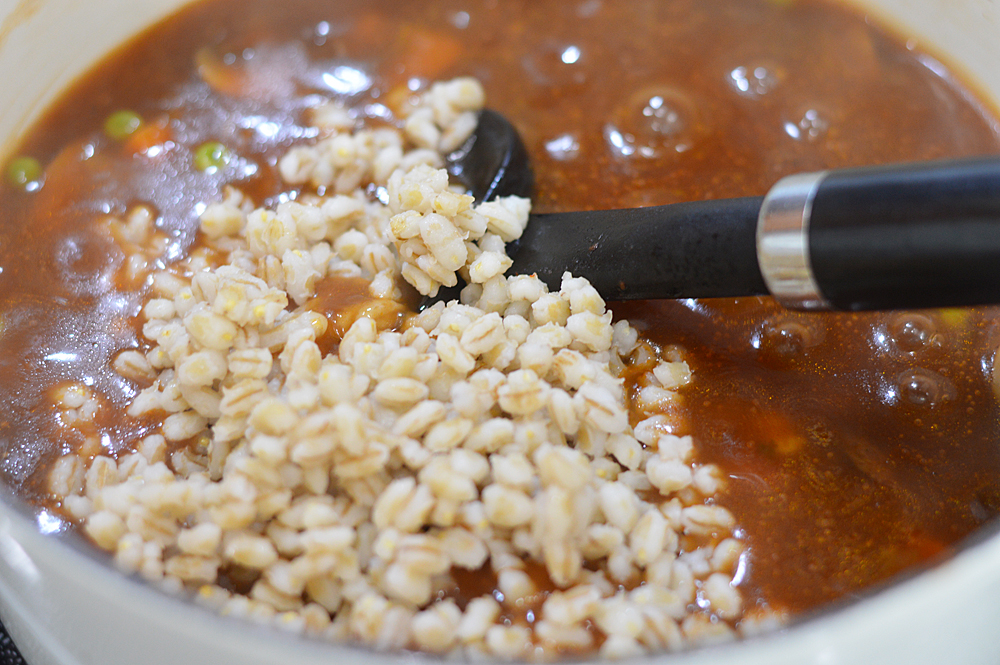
left=2, top=0, right=1000, bottom=627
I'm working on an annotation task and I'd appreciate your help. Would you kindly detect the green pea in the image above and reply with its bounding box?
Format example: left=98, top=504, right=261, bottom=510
left=193, top=141, right=231, bottom=173
left=104, top=110, right=144, bottom=140
left=5, top=156, right=42, bottom=189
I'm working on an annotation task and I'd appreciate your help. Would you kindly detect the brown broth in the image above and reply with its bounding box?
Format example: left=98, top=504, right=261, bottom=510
left=615, top=299, right=1000, bottom=612
left=1, top=0, right=999, bottom=623
left=307, top=276, right=408, bottom=356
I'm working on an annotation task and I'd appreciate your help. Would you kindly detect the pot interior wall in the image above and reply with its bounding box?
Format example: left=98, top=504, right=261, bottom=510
left=0, top=0, right=193, bottom=158
left=860, top=0, right=1000, bottom=117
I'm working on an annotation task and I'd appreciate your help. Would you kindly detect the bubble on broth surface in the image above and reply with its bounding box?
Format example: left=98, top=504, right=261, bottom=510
left=0, top=438, right=44, bottom=484
left=520, top=40, right=587, bottom=87
left=896, top=367, right=955, bottom=407
left=756, top=317, right=825, bottom=359
left=884, top=313, right=940, bottom=355
left=604, top=85, right=701, bottom=159
left=54, top=233, right=115, bottom=296
left=728, top=62, right=783, bottom=98
left=544, top=133, right=581, bottom=161
left=992, top=348, right=1000, bottom=404
left=783, top=107, right=831, bottom=143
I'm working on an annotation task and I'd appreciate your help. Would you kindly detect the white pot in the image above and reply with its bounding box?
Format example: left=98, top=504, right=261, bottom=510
left=1, top=0, right=999, bottom=663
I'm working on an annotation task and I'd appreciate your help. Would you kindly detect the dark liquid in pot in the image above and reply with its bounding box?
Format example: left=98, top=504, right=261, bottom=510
left=1, top=0, right=999, bottom=621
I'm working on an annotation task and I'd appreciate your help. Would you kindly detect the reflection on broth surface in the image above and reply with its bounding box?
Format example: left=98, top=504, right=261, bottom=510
left=1, top=0, right=1000, bottom=656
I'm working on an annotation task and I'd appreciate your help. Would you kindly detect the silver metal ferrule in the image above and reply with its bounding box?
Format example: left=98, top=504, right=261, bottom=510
left=756, top=171, right=831, bottom=310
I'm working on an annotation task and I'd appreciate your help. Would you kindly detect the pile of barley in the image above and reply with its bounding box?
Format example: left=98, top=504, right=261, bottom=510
left=48, top=78, right=770, bottom=660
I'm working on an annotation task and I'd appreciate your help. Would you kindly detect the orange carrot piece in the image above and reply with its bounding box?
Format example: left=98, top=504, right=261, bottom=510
left=125, top=118, right=172, bottom=156
left=195, top=48, right=251, bottom=98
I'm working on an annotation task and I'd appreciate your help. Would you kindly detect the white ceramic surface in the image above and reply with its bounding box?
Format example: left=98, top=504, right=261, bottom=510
left=1, top=0, right=999, bottom=663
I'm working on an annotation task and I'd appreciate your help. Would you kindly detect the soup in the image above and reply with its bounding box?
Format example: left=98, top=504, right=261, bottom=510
left=1, top=0, right=999, bottom=658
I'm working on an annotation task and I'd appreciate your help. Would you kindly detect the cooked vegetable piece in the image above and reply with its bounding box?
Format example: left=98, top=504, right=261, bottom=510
left=5, top=156, right=42, bottom=188
left=195, top=48, right=250, bottom=98
left=104, top=110, right=144, bottom=140
left=124, top=117, right=172, bottom=155
left=193, top=141, right=231, bottom=172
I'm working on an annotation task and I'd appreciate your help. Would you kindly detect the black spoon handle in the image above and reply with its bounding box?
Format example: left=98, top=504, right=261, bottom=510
left=760, top=156, right=1000, bottom=311
left=512, top=156, right=1000, bottom=309
left=511, top=196, right=767, bottom=300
